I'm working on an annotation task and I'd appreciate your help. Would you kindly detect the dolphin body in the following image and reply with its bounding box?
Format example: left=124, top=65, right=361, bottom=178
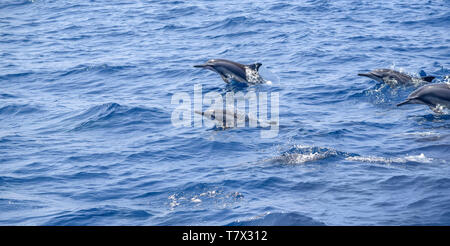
left=194, top=109, right=276, bottom=129
left=194, top=59, right=266, bottom=84
left=358, top=69, right=435, bottom=86
left=397, top=83, right=450, bottom=113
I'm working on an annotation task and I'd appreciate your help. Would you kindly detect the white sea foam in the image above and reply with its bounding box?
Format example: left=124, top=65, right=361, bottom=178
left=273, top=145, right=338, bottom=164
left=404, top=131, right=439, bottom=137
left=346, top=153, right=432, bottom=164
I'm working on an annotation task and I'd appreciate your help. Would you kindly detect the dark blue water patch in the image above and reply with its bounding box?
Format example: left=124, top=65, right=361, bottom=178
left=412, top=114, right=450, bottom=122
left=401, top=144, right=450, bottom=154
left=0, top=93, right=17, bottom=99
left=63, top=103, right=170, bottom=132
left=60, top=171, right=110, bottom=180
left=166, top=5, right=204, bottom=17
left=292, top=181, right=326, bottom=192
left=45, top=205, right=152, bottom=226
left=57, top=64, right=136, bottom=78
left=0, top=71, right=34, bottom=81
left=206, top=16, right=275, bottom=32
left=227, top=212, right=326, bottom=226
left=124, top=149, right=185, bottom=163
left=69, top=186, right=134, bottom=202
left=269, top=2, right=294, bottom=11
left=0, top=198, right=45, bottom=212
left=0, top=0, right=32, bottom=10
left=64, top=152, right=126, bottom=164
left=401, top=12, right=450, bottom=27
left=0, top=175, right=62, bottom=186
left=207, top=31, right=260, bottom=40
left=0, top=104, right=41, bottom=116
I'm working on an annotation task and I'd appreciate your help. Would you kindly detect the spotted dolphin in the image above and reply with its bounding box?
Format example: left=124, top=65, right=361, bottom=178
left=358, top=69, right=435, bottom=86
left=397, top=83, right=450, bottom=113
left=194, top=59, right=266, bottom=84
left=194, top=109, right=276, bottom=129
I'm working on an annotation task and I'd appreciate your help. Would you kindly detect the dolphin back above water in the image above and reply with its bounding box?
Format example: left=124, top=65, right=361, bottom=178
left=397, top=83, right=450, bottom=113
left=358, top=69, right=435, bottom=86
left=194, top=59, right=266, bottom=84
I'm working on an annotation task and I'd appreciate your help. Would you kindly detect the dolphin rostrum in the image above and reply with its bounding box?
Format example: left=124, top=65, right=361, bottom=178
left=194, top=59, right=267, bottom=84
left=358, top=69, right=435, bottom=86
left=397, top=83, right=450, bottom=113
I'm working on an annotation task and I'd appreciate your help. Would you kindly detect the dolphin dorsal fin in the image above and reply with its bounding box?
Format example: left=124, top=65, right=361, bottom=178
left=421, top=76, right=435, bottom=83
left=248, top=63, right=262, bottom=71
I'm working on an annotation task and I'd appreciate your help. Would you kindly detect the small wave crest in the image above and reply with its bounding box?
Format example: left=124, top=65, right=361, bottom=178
left=63, top=103, right=168, bottom=132
left=271, top=145, right=350, bottom=164
left=167, top=185, right=243, bottom=211
left=346, top=153, right=433, bottom=165
left=227, top=212, right=325, bottom=226
left=0, top=104, right=41, bottom=116
left=58, top=64, right=136, bottom=77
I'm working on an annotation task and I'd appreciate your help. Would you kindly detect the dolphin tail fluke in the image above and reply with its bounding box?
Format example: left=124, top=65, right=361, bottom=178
left=397, top=99, right=411, bottom=107
left=421, top=76, right=435, bottom=83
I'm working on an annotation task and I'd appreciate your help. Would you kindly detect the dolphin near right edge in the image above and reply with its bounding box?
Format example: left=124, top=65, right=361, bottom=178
left=397, top=83, right=450, bottom=113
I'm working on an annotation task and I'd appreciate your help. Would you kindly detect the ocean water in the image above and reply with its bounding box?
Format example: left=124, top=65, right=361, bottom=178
left=1, top=0, right=449, bottom=226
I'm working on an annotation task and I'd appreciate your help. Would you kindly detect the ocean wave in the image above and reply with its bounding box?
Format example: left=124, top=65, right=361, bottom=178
left=164, top=182, right=244, bottom=215
left=270, top=145, right=351, bottom=165
left=273, top=144, right=435, bottom=166
left=64, top=103, right=168, bottom=132
left=346, top=153, right=433, bottom=165
left=167, top=189, right=243, bottom=210
left=0, top=0, right=32, bottom=10
left=57, top=64, right=136, bottom=77
left=0, top=72, right=33, bottom=81
left=207, top=16, right=274, bottom=31
left=227, top=212, right=325, bottom=226
left=401, top=13, right=450, bottom=27
left=0, top=198, right=45, bottom=212
left=0, top=93, right=17, bottom=99
left=0, top=104, right=41, bottom=116
left=45, top=205, right=152, bottom=226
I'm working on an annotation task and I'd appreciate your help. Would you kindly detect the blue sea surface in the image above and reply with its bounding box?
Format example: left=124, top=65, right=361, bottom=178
left=1, top=0, right=450, bottom=225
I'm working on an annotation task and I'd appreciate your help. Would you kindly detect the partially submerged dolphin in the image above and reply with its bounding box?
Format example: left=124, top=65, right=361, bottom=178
left=358, top=69, right=435, bottom=86
left=194, top=59, right=266, bottom=84
left=397, top=83, right=450, bottom=113
left=195, top=109, right=276, bottom=129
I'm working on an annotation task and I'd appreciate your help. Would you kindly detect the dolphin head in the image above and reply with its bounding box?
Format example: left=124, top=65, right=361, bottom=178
left=397, top=97, right=427, bottom=107
left=194, top=109, right=216, bottom=120
left=358, top=71, right=384, bottom=83
left=193, top=59, right=218, bottom=72
left=397, top=99, right=413, bottom=107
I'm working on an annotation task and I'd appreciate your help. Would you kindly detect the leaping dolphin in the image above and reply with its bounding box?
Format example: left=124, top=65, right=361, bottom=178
left=358, top=69, right=435, bottom=86
left=194, top=59, right=266, bottom=84
left=397, top=83, right=450, bottom=113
